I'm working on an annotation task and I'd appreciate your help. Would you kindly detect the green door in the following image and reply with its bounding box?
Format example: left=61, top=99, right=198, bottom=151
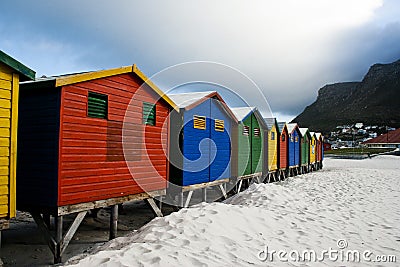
left=238, top=116, right=251, bottom=176
left=237, top=113, right=264, bottom=176
left=251, top=114, right=263, bottom=173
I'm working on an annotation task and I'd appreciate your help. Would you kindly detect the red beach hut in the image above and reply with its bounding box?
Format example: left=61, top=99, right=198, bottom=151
left=277, top=122, right=289, bottom=179
left=17, top=65, right=176, bottom=263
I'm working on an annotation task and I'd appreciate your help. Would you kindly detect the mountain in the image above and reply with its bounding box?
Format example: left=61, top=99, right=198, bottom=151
left=292, top=59, right=400, bottom=133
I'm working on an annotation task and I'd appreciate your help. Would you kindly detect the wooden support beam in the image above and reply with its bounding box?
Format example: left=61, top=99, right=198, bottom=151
left=184, top=191, right=194, bottom=208
left=43, top=213, right=51, bottom=229
left=145, top=198, right=163, bottom=217
left=219, top=184, right=228, bottom=199
left=30, top=212, right=57, bottom=256
left=237, top=179, right=243, bottom=192
left=61, top=211, right=87, bottom=255
left=32, top=210, right=88, bottom=264
left=109, top=205, right=118, bottom=240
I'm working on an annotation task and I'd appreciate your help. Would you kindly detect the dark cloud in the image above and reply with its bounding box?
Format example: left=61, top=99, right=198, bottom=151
left=1, top=0, right=399, bottom=121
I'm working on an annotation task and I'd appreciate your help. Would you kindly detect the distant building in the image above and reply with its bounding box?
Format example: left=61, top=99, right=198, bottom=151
left=323, top=143, right=332, bottom=151
left=355, top=123, right=364, bottom=129
left=369, top=132, right=377, bottom=138
left=357, top=129, right=367, bottom=135
left=362, top=128, right=400, bottom=148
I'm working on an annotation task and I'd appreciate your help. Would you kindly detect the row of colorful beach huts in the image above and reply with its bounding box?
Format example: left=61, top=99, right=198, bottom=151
left=0, top=51, right=323, bottom=263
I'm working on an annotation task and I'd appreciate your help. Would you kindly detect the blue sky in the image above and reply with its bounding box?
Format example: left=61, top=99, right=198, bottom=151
left=1, top=0, right=399, bottom=122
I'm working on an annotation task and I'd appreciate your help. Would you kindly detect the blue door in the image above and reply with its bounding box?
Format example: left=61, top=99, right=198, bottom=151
left=210, top=99, right=231, bottom=181
left=182, top=100, right=212, bottom=185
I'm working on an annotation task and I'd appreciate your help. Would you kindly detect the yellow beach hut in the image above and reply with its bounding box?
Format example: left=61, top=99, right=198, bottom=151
left=0, top=50, right=35, bottom=233
left=264, top=117, right=279, bottom=182
left=309, top=131, right=317, bottom=170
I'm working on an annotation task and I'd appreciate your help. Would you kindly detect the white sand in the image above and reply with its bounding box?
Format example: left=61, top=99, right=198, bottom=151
left=66, top=155, right=400, bottom=266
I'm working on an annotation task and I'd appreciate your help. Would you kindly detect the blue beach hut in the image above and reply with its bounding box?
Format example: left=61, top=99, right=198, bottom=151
left=168, top=91, right=236, bottom=186
left=287, top=123, right=301, bottom=175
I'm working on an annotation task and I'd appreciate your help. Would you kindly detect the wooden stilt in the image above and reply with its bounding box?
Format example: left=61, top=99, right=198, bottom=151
left=177, top=192, right=184, bottom=207
left=202, top=188, right=207, bottom=202
left=109, top=205, right=118, bottom=240
left=54, top=215, right=63, bottom=263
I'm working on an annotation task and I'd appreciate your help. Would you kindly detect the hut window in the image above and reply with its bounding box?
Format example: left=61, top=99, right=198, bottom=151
left=290, top=134, right=294, bottom=142
left=295, top=136, right=299, bottom=142
left=282, top=135, right=285, bottom=141
left=88, top=92, right=108, bottom=119
left=143, top=102, right=156, bottom=126
left=193, top=115, right=206, bottom=130
left=242, top=125, right=250, bottom=136
left=254, top=128, right=260, bottom=137
left=271, top=132, right=275, bottom=140
left=215, top=119, right=224, bottom=132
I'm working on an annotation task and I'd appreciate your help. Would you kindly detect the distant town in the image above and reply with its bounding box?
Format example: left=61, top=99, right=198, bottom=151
left=324, top=123, right=399, bottom=149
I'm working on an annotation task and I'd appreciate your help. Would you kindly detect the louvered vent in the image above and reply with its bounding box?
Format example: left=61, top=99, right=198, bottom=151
left=193, top=115, right=206, bottom=129
left=243, top=125, right=250, bottom=136
left=254, top=128, right=260, bottom=137
left=143, top=102, right=156, bottom=126
left=88, top=92, right=108, bottom=119
left=215, top=119, right=224, bottom=132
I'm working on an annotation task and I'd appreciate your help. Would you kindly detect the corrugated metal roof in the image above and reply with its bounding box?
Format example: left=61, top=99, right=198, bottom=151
left=263, top=117, right=277, bottom=131
left=277, top=122, right=287, bottom=133
left=363, top=128, right=400, bottom=144
left=299, top=128, right=310, bottom=137
left=230, top=107, right=256, bottom=122
left=286, top=123, right=299, bottom=134
left=168, top=91, right=216, bottom=108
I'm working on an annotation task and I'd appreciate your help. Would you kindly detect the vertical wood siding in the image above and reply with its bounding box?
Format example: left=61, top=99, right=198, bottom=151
left=171, top=98, right=232, bottom=186
left=267, top=126, right=278, bottom=171
left=301, top=136, right=309, bottom=166
left=58, top=74, right=169, bottom=206
left=17, top=86, right=61, bottom=208
left=279, top=127, right=288, bottom=169
left=209, top=98, right=232, bottom=181
left=251, top=114, right=263, bottom=174
left=288, top=129, right=300, bottom=167
left=309, top=136, right=316, bottom=163
left=0, top=64, right=14, bottom=218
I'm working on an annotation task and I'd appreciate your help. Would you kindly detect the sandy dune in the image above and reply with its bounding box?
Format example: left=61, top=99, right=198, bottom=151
left=66, top=156, right=400, bottom=266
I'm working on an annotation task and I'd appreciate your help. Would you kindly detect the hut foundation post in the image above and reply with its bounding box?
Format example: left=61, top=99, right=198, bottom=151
left=177, top=192, right=184, bottom=208
left=109, top=205, right=118, bottom=240
left=202, top=188, right=207, bottom=202
left=54, top=215, right=63, bottom=263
